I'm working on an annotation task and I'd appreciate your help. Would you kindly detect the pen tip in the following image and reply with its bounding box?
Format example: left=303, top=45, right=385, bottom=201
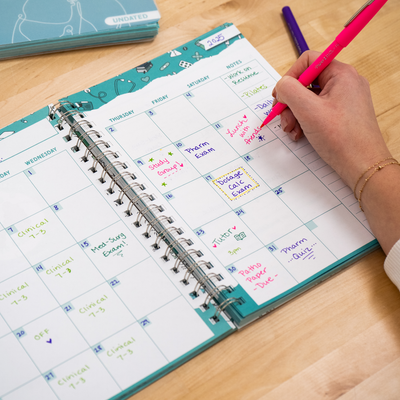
left=260, top=122, right=265, bottom=129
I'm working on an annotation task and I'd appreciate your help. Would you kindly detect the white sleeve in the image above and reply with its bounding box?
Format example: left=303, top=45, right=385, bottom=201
left=384, top=238, right=400, bottom=290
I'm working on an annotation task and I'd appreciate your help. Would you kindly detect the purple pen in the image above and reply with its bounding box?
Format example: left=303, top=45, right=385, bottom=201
left=282, top=6, right=309, bottom=55
left=282, top=6, right=319, bottom=88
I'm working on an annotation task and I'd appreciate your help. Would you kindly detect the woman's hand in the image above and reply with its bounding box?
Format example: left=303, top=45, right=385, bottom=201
left=272, top=50, right=392, bottom=190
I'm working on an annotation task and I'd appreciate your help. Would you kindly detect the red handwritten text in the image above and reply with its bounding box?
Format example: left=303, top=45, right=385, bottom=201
left=225, top=115, right=248, bottom=138
left=244, top=126, right=262, bottom=145
left=148, top=158, right=170, bottom=170
left=255, top=275, right=278, bottom=289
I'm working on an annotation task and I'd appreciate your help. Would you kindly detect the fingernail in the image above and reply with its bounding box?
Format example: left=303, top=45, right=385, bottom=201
left=280, top=116, right=287, bottom=131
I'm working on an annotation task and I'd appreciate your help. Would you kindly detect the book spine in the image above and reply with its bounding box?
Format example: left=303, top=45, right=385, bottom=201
left=51, top=103, right=243, bottom=324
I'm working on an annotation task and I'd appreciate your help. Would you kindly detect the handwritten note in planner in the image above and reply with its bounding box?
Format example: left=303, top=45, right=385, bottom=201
left=0, top=116, right=230, bottom=399
left=87, top=35, right=375, bottom=309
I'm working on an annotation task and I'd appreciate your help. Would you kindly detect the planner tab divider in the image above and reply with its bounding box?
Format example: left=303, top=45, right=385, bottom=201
left=52, top=102, right=244, bottom=326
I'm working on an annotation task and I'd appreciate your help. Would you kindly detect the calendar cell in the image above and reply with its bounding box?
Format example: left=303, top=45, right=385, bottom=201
left=199, top=212, right=264, bottom=265
left=311, top=205, right=375, bottom=259
left=55, top=186, right=120, bottom=242
left=36, top=244, right=104, bottom=304
left=273, top=225, right=337, bottom=282
left=210, top=160, right=268, bottom=207
left=188, top=79, right=245, bottom=123
left=179, top=126, right=238, bottom=175
left=27, top=150, right=91, bottom=205
left=279, top=171, right=341, bottom=223
left=114, top=258, right=180, bottom=320
left=0, top=333, right=39, bottom=396
left=0, top=268, right=58, bottom=330
left=228, top=248, right=297, bottom=305
left=19, top=308, right=88, bottom=373
left=66, top=283, right=135, bottom=345
left=0, top=229, right=31, bottom=282
left=145, top=297, right=213, bottom=361
left=0, top=172, right=48, bottom=228
left=248, top=138, right=308, bottom=188
left=10, top=208, right=75, bottom=266
left=108, top=112, right=170, bottom=161
left=140, top=144, right=201, bottom=193
left=2, top=376, right=57, bottom=400
left=240, top=191, right=302, bottom=246
left=48, top=349, right=120, bottom=400
left=82, top=221, right=149, bottom=280
left=167, top=177, right=231, bottom=229
left=149, top=95, right=209, bottom=142
left=97, top=322, right=167, bottom=390
left=218, top=109, right=275, bottom=154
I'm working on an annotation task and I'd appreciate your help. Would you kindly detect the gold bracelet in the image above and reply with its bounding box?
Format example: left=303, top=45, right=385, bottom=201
left=358, top=160, right=400, bottom=211
left=353, top=156, right=396, bottom=200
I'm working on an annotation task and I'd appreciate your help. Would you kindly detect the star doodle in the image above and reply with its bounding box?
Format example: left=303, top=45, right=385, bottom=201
left=257, top=134, right=265, bottom=142
left=149, top=158, right=154, bottom=162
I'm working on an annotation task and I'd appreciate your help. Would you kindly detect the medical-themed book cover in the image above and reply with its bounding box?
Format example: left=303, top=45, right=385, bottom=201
left=0, top=0, right=161, bottom=59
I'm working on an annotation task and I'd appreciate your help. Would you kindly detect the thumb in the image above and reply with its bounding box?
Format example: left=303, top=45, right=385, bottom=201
left=274, top=76, right=319, bottom=121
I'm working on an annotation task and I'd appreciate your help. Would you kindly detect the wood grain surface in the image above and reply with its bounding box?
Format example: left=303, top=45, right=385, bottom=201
left=1, top=0, right=400, bottom=399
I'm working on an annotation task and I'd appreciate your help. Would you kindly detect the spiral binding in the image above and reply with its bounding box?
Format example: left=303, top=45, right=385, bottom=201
left=74, top=129, right=102, bottom=150
left=49, top=100, right=75, bottom=121
left=53, top=103, right=243, bottom=326
left=99, top=161, right=127, bottom=184
left=181, top=261, right=204, bottom=285
left=57, top=109, right=84, bottom=129
left=212, top=297, right=242, bottom=322
left=65, top=120, right=95, bottom=141
left=202, top=285, right=233, bottom=310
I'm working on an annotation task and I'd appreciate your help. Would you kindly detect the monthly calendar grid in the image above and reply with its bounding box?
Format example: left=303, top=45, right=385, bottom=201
left=63, top=109, right=241, bottom=304
left=4, top=153, right=130, bottom=393
left=0, top=113, right=241, bottom=397
left=95, top=64, right=350, bottom=289
left=0, top=139, right=219, bottom=397
left=1, top=150, right=205, bottom=396
left=88, top=92, right=362, bottom=300
left=34, top=142, right=219, bottom=372
left=60, top=120, right=238, bottom=367
left=173, top=69, right=346, bottom=277
left=139, top=87, right=292, bottom=278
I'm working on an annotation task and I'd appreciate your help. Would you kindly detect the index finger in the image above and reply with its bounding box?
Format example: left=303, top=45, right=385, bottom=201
left=283, top=50, right=348, bottom=89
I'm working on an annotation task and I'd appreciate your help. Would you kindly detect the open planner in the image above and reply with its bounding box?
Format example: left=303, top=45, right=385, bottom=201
left=0, top=23, right=378, bottom=399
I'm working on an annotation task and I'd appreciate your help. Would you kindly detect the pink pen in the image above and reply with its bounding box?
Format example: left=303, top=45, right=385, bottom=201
left=260, top=0, right=389, bottom=128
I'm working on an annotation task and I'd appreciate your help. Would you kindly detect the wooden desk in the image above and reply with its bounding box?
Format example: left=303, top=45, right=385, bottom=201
left=1, top=0, right=400, bottom=398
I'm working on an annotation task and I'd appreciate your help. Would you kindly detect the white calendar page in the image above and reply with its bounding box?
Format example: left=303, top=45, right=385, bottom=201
left=85, top=37, right=375, bottom=310
left=0, top=113, right=236, bottom=399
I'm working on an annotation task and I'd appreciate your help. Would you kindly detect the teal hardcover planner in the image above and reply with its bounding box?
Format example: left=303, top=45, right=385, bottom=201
left=0, top=23, right=378, bottom=399
left=0, top=0, right=160, bottom=59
